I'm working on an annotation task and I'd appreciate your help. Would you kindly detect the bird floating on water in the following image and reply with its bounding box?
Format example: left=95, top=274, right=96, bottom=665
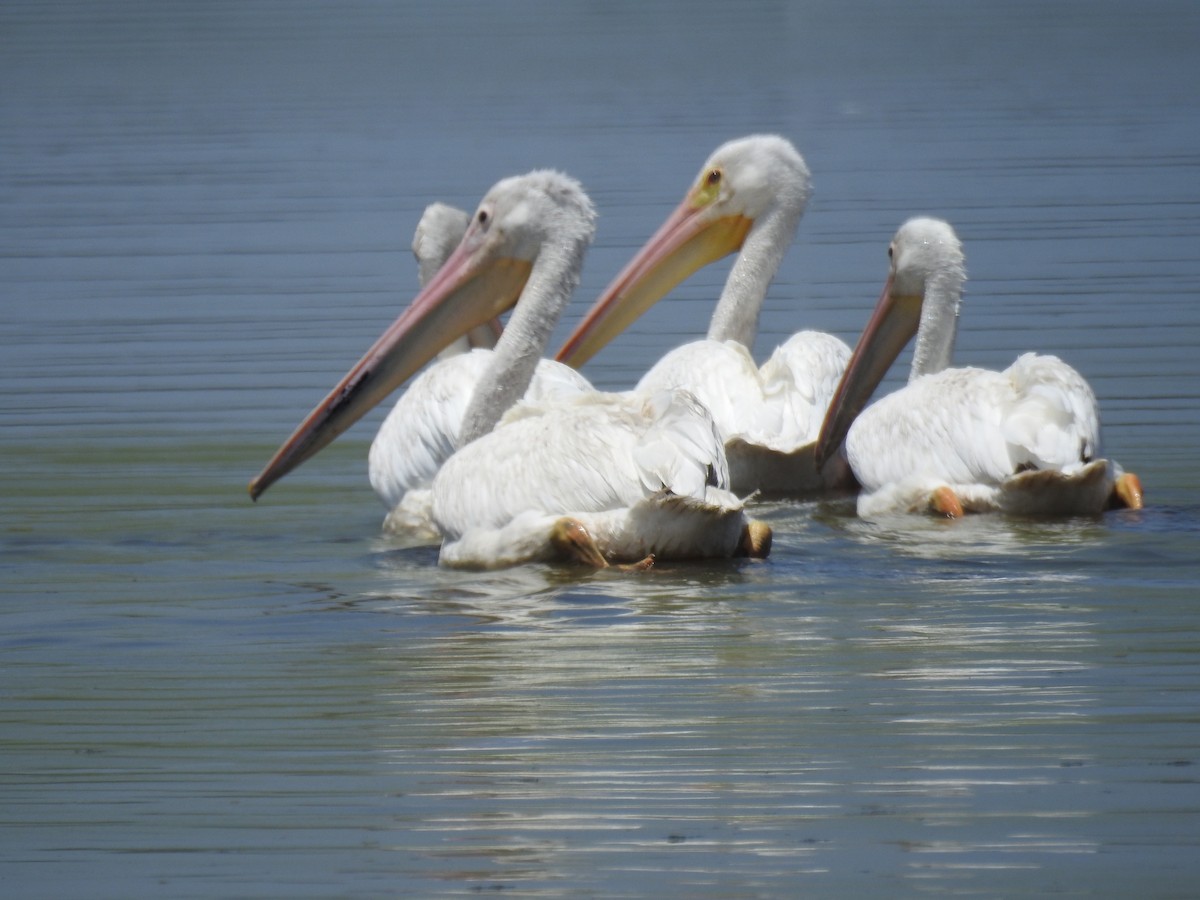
left=368, top=202, right=590, bottom=538
left=557, top=135, right=852, bottom=497
left=814, top=216, right=1144, bottom=518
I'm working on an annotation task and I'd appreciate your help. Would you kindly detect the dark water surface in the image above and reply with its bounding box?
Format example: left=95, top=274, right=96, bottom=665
left=4, top=1, right=1200, bottom=896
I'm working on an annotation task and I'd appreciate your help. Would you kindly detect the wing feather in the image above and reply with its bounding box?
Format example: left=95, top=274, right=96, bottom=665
left=432, top=390, right=730, bottom=539
left=635, top=334, right=849, bottom=452
left=1001, top=352, right=1100, bottom=472
left=846, top=353, right=1109, bottom=515
left=368, top=349, right=591, bottom=513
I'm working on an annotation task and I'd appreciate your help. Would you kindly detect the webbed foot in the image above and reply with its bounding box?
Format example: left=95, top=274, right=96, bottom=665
left=1111, top=472, right=1144, bottom=510
left=738, top=520, right=773, bottom=558
left=617, top=554, right=655, bottom=572
left=929, top=486, right=964, bottom=518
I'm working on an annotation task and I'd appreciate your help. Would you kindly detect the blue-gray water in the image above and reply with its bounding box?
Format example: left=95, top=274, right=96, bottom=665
left=4, top=1, right=1200, bottom=896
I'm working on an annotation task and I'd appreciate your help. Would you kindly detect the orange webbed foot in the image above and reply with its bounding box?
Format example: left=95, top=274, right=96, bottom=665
left=617, top=554, right=655, bottom=572
left=738, top=520, right=773, bottom=558
left=1112, top=472, right=1144, bottom=510
left=929, top=486, right=964, bottom=519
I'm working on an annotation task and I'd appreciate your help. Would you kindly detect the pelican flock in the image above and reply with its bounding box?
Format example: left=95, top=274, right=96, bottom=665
left=250, top=141, right=1145, bottom=569
left=815, top=217, right=1144, bottom=518
left=251, top=170, right=771, bottom=568
left=556, top=135, right=853, bottom=497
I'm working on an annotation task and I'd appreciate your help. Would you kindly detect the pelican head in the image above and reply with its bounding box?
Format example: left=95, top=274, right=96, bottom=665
left=412, top=201, right=471, bottom=287
left=815, top=216, right=966, bottom=468
left=249, top=170, right=595, bottom=500
left=556, top=134, right=811, bottom=366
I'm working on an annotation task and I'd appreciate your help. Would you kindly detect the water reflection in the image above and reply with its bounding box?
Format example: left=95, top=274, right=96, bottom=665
left=814, top=501, right=1110, bottom=553
left=349, top=496, right=1133, bottom=892
left=6, top=0, right=1200, bottom=894
left=358, top=613, right=1113, bottom=890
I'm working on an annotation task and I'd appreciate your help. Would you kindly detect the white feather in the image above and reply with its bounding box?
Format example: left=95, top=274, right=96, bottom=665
left=835, top=218, right=1130, bottom=518
left=411, top=172, right=766, bottom=567
left=431, top=389, right=754, bottom=567
left=602, top=137, right=851, bottom=495
left=369, top=349, right=591, bottom=534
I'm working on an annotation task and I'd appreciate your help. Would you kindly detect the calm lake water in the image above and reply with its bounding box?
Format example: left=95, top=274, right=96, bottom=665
left=4, top=1, right=1200, bottom=896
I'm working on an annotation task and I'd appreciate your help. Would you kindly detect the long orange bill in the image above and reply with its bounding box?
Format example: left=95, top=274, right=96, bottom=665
left=555, top=197, right=751, bottom=368
left=814, top=274, right=922, bottom=469
left=249, top=237, right=531, bottom=500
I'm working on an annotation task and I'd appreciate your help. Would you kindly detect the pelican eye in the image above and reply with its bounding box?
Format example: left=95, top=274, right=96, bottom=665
left=887, top=244, right=894, bottom=260
left=477, top=209, right=489, bottom=225
left=693, top=167, right=725, bottom=206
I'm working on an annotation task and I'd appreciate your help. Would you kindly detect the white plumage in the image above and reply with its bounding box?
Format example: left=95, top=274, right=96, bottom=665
left=433, top=391, right=757, bottom=568
left=368, top=201, right=588, bottom=536
left=557, top=135, right=852, bottom=496
left=369, top=346, right=590, bottom=535
left=816, top=217, right=1143, bottom=518
left=418, top=172, right=770, bottom=568
left=251, top=170, right=771, bottom=567
left=636, top=331, right=851, bottom=494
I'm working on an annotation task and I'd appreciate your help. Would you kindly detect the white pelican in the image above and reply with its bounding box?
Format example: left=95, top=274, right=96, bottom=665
left=814, top=216, right=1144, bottom=518
left=250, top=170, right=771, bottom=568
left=368, top=202, right=590, bottom=537
left=555, top=135, right=853, bottom=497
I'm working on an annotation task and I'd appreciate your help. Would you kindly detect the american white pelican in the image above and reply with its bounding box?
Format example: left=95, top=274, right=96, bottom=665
left=368, top=202, right=590, bottom=537
left=814, top=217, right=1144, bottom=518
left=251, top=170, right=771, bottom=568
left=555, top=135, right=853, bottom=497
